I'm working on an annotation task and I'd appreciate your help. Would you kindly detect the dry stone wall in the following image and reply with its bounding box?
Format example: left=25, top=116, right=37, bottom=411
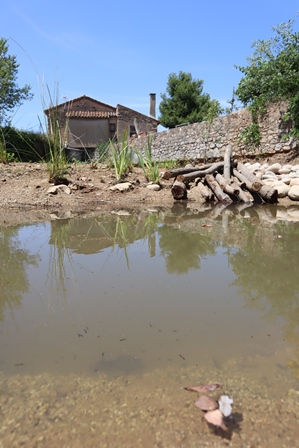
left=132, top=101, right=298, bottom=162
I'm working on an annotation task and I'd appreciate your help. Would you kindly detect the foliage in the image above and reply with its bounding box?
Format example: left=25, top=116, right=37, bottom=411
left=40, top=84, right=69, bottom=180
left=0, top=125, right=48, bottom=162
left=238, top=122, right=261, bottom=147
left=96, top=141, right=110, bottom=163
left=0, top=38, right=33, bottom=125
left=159, top=71, right=221, bottom=128
left=235, top=17, right=299, bottom=134
left=109, top=129, right=133, bottom=180
left=136, top=136, right=160, bottom=183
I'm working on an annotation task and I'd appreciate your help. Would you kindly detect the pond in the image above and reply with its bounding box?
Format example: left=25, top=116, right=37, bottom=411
left=1, top=203, right=299, bottom=447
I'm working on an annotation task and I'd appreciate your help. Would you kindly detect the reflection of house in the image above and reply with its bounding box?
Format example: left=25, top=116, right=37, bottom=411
left=44, top=94, right=159, bottom=158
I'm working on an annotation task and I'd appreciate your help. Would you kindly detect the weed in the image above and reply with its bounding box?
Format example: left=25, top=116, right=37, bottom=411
left=109, top=130, right=133, bottom=180
left=135, top=136, right=160, bottom=183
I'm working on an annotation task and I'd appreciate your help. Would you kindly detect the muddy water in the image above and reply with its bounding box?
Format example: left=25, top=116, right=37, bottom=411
left=1, top=204, right=299, bottom=447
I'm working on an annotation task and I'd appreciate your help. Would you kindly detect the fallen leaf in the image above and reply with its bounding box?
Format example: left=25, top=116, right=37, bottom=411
left=185, top=383, right=222, bottom=393
left=195, top=395, right=218, bottom=411
left=204, top=409, right=228, bottom=431
left=201, top=223, right=212, bottom=227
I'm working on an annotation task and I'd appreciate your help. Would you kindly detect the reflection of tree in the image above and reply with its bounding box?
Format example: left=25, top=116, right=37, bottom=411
left=158, top=226, right=216, bottom=274
left=0, top=227, right=38, bottom=321
left=228, top=220, right=299, bottom=376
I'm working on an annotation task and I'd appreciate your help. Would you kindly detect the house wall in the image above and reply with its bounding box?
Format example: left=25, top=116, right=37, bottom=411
left=131, top=101, right=298, bottom=161
left=68, top=118, right=109, bottom=148
left=116, top=104, right=158, bottom=139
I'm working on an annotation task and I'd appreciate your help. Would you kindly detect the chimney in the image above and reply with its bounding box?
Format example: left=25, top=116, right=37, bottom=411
left=149, top=93, right=156, bottom=118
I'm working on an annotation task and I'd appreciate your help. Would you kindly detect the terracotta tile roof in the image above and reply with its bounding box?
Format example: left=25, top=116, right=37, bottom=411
left=66, top=111, right=117, bottom=118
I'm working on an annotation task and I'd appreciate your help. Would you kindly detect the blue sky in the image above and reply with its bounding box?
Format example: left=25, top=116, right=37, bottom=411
left=2, top=0, right=299, bottom=131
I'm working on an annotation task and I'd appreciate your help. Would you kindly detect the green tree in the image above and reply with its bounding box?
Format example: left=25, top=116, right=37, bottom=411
left=159, top=71, right=221, bottom=128
left=235, top=17, right=299, bottom=132
left=0, top=38, right=33, bottom=125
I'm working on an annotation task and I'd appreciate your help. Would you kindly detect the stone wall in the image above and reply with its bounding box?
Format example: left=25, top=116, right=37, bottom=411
left=116, top=104, right=159, bottom=139
left=131, top=101, right=298, bottom=162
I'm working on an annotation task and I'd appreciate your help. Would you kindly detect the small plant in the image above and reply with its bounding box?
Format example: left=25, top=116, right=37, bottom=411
left=159, top=159, right=180, bottom=170
left=136, top=136, right=160, bottom=183
left=238, top=122, right=261, bottom=147
left=0, top=133, right=15, bottom=163
left=109, top=130, right=133, bottom=180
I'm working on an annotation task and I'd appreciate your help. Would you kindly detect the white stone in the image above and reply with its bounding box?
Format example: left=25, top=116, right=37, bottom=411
left=279, top=176, right=292, bottom=185
left=247, top=162, right=261, bottom=172
left=278, top=168, right=291, bottom=175
left=291, top=164, right=299, bottom=171
left=109, top=182, right=133, bottom=192
left=290, top=178, right=299, bottom=186
left=262, top=178, right=276, bottom=185
left=271, top=181, right=289, bottom=198
left=288, top=185, right=299, bottom=201
left=268, top=163, right=282, bottom=173
left=47, top=185, right=71, bottom=195
left=254, top=171, right=263, bottom=179
left=283, top=164, right=293, bottom=170
left=262, top=172, right=277, bottom=180
left=146, top=183, right=161, bottom=191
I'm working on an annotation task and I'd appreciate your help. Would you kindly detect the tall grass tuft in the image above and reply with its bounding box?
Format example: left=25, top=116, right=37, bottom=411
left=40, top=84, right=69, bottom=181
left=136, top=135, right=160, bottom=183
left=109, top=129, right=133, bottom=180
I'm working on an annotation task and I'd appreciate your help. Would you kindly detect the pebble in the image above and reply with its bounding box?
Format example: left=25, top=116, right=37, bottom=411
left=247, top=162, right=299, bottom=201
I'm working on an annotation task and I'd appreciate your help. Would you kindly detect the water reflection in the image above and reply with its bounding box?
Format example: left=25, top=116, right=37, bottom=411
left=0, top=225, right=39, bottom=319
left=0, top=205, right=299, bottom=379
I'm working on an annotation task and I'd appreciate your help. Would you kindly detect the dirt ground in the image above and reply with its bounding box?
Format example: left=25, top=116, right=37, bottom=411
left=1, top=150, right=299, bottom=227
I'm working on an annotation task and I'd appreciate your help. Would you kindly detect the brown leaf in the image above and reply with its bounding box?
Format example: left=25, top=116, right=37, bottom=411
left=184, top=383, right=222, bottom=393
left=204, top=409, right=228, bottom=431
left=195, top=395, right=218, bottom=411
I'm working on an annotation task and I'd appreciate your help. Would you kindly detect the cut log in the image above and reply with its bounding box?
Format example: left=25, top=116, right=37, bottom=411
left=223, top=144, right=232, bottom=181
left=161, top=163, right=215, bottom=180
left=196, top=181, right=214, bottom=201
left=215, top=173, right=250, bottom=203
left=236, top=163, right=263, bottom=191
left=215, top=173, right=238, bottom=198
left=171, top=180, right=187, bottom=200
left=180, top=162, right=225, bottom=182
left=205, top=174, right=233, bottom=204
left=233, top=169, right=261, bottom=192
left=256, top=184, right=278, bottom=204
left=233, top=169, right=277, bottom=203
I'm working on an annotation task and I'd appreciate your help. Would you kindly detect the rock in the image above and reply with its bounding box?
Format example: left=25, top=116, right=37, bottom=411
left=146, top=183, right=161, bottom=191
left=268, top=163, right=282, bottom=173
left=290, top=178, right=299, bottom=186
left=109, top=182, right=133, bottom=192
left=262, top=172, right=277, bottom=180
left=288, top=185, right=299, bottom=201
left=271, top=181, right=289, bottom=198
left=278, top=168, right=291, bottom=175
left=247, top=162, right=261, bottom=172
left=47, top=185, right=71, bottom=195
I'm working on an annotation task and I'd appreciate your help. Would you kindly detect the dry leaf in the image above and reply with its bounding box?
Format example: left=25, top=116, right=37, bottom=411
left=195, top=395, right=218, bottom=411
left=204, top=409, right=228, bottom=431
left=185, top=383, right=222, bottom=393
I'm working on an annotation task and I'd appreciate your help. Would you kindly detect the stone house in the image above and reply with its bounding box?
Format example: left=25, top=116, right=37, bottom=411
left=44, top=94, right=159, bottom=159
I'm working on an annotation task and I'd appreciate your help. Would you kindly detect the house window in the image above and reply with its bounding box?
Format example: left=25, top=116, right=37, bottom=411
left=130, top=125, right=136, bottom=137
left=109, top=123, right=116, bottom=139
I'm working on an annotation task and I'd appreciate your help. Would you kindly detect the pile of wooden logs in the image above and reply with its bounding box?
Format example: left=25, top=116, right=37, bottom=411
left=161, top=146, right=278, bottom=204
